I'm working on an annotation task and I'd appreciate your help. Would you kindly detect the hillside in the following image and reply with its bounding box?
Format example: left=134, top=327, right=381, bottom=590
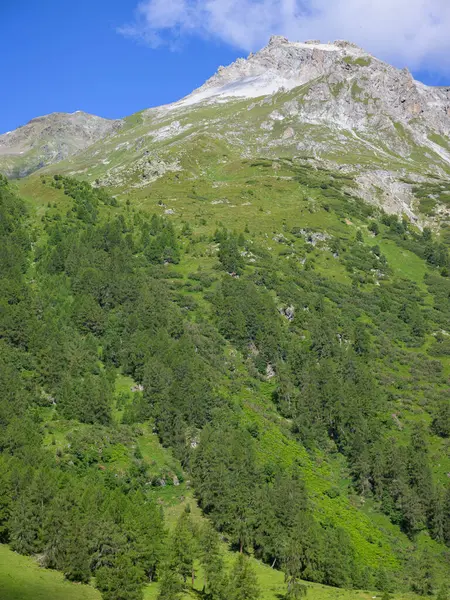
left=0, top=36, right=450, bottom=600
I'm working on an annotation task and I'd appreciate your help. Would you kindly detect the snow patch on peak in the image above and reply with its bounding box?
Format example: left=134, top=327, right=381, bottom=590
left=176, top=72, right=304, bottom=107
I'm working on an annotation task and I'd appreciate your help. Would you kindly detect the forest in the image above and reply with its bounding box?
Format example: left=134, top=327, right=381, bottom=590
left=0, top=171, right=449, bottom=600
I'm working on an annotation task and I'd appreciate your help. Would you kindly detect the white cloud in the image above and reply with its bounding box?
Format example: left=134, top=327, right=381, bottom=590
left=119, top=0, right=450, bottom=72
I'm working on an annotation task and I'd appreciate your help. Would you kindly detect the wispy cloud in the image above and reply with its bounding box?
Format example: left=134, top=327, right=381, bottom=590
left=119, top=0, right=450, bottom=72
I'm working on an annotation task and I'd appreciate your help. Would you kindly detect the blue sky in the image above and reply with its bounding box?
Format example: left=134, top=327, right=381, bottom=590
left=0, top=0, right=238, bottom=133
left=1, top=0, right=449, bottom=134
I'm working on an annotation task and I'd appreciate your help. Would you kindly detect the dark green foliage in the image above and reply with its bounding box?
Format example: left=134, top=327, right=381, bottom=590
left=96, top=555, right=145, bottom=600
left=193, top=423, right=259, bottom=553
left=213, top=277, right=282, bottom=366
left=143, top=215, right=180, bottom=264
left=378, top=211, right=450, bottom=270
left=432, top=398, right=450, bottom=437
left=58, top=372, right=113, bottom=424
left=51, top=175, right=116, bottom=222
left=157, top=569, right=183, bottom=600
left=170, top=509, right=198, bottom=586
left=369, top=221, right=379, bottom=235
left=199, top=522, right=228, bottom=600
left=410, top=549, right=436, bottom=596
left=282, top=515, right=324, bottom=585
left=437, top=584, right=449, bottom=600
left=63, top=523, right=91, bottom=583
left=217, top=229, right=245, bottom=274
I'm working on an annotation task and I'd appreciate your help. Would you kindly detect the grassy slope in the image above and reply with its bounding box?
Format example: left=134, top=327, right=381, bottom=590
left=18, top=158, right=450, bottom=531
left=0, top=545, right=100, bottom=600
left=8, top=140, right=450, bottom=595
left=0, top=538, right=417, bottom=600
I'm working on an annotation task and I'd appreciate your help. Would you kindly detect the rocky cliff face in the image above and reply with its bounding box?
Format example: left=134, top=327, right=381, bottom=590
left=0, top=111, right=123, bottom=177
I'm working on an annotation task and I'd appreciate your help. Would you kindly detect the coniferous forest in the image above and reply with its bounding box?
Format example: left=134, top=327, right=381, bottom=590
left=1, top=171, right=450, bottom=600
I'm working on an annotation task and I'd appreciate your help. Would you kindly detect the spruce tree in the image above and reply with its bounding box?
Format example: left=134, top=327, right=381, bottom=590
left=157, top=568, right=183, bottom=600
left=96, top=554, right=145, bottom=600
left=171, top=508, right=197, bottom=587
left=9, top=494, right=41, bottom=555
left=63, top=523, right=91, bottom=583
left=228, top=554, right=260, bottom=600
left=199, top=522, right=227, bottom=600
left=218, top=234, right=244, bottom=275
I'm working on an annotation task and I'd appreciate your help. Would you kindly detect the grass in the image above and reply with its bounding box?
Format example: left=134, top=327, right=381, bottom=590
left=0, top=545, right=100, bottom=600
left=375, top=238, right=430, bottom=288
left=142, top=557, right=380, bottom=600
left=0, top=540, right=425, bottom=600
left=143, top=492, right=418, bottom=600
left=428, top=133, right=450, bottom=151
left=343, top=56, right=372, bottom=67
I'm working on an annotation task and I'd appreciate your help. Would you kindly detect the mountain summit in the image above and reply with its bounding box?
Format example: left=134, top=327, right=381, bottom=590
left=180, top=35, right=450, bottom=143
left=181, top=37, right=373, bottom=103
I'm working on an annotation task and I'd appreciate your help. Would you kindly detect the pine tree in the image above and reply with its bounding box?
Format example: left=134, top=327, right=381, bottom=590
left=218, top=234, right=244, bottom=275
left=171, top=508, right=197, bottom=587
left=410, top=549, right=435, bottom=596
left=157, top=568, right=183, bottom=600
left=124, top=494, right=165, bottom=582
left=432, top=399, right=450, bottom=438
left=429, top=487, right=446, bottom=543
left=283, top=514, right=324, bottom=585
left=228, top=554, right=260, bottom=600
left=88, top=518, right=126, bottom=572
left=9, top=493, right=41, bottom=555
left=323, top=527, right=354, bottom=588
left=0, top=457, right=12, bottom=542
left=376, top=568, right=393, bottom=594
left=199, top=522, right=227, bottom=600
left=96, top=554, right=145, bottom=600
left=444, top=486, right=450, bottom=546
left=63, top=523, right=91, bottom=583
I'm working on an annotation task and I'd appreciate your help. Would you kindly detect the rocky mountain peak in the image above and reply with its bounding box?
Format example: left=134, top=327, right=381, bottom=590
left=268, top=35, right=289, bottom=46
left=178, top=36, right=378, bottom=106
left=176, top=36, right=450, bottom=150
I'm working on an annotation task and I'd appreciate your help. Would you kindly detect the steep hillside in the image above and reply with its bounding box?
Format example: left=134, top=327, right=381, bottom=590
left=1, top=158, right=449, bottom=599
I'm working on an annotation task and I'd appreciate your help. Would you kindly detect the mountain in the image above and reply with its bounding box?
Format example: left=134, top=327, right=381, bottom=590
left=5, top=36, right=449, bottom=225
left=0, top=111, right=122, bottom=178
left=1, top=37, right=450, bottom=600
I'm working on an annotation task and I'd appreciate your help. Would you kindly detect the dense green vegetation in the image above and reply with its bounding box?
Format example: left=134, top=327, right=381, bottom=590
left=1, top=169, right=449, bottom=599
